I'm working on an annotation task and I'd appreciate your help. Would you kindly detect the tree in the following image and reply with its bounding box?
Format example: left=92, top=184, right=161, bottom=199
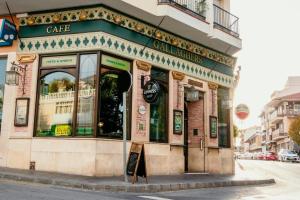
left=288, top=116, right=300, bottom=145
left=233, top=124, right=239, bottom=138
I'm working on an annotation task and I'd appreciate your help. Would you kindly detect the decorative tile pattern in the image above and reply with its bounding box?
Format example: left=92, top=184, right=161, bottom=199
left=18, top=32, right=234, bottom=87
left=19, top=6, right=236, bottom=68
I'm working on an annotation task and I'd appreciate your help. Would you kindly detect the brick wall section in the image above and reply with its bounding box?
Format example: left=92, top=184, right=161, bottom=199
left=187, top=99, right=204, bottom=145
left=131, top=61, right=151, bottom=142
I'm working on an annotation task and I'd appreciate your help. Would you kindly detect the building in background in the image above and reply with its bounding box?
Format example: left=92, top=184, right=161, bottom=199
left=0, top=0, right=241, bottom=176
left=260, top=77, right=300, bottom=153
left=239, top=126, right=261, bottom=153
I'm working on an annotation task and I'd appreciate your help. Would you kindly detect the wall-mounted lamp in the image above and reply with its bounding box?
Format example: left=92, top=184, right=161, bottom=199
left=5, top=61, right=28, bottom=95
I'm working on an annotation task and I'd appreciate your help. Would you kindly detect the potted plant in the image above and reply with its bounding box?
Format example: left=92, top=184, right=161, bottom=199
left=196, top=0, right=208, bottom=15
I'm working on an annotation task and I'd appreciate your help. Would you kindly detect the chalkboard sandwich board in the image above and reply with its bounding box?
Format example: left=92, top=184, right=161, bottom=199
left=126, top=142, right=148, bottom=184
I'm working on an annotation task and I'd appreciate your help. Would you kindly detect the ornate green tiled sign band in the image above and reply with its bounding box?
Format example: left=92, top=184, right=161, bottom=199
left=19, top=5, right=236, bottom=68
left=19, top=20, right=233, bottom=76
left=17, top=31, right=234, bottom=88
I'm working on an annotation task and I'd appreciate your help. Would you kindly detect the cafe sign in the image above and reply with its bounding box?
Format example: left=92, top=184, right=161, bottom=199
left=41, top=55, right=77, bottom=68
left=143, top=80, right=160, bottom=104
left=0, top=19, right=17, bottom=47
left=101, top=54, right=130, bottom=71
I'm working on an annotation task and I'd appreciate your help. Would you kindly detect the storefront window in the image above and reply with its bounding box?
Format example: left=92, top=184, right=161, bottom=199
left=37, top=72, right=75, bottom=136
left=217, top=87, right=230, bottom=148
left=76, top=54, right=97, bottom=136
left=0, top=58, right=7, bottom=133
left=36, top=53, right=132, bottom=138
left=150, top=68, right=168, bottom=143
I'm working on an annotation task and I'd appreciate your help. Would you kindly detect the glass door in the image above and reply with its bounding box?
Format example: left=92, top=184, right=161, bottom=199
left=98, top=68, right=124, bottom=138
left=97, top=54, right=131, bottom=139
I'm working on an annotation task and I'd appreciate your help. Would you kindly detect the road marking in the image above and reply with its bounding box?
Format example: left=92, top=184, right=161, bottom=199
left=138, top=196, right=173, bottom=200
left=241, top=195, right=271, bottom=200
left=237, top=161, right=245, bottom=170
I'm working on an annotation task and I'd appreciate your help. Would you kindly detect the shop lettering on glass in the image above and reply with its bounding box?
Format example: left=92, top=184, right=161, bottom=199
left=41, top=56, right=77, bottom=68
left=46, top=24, right=71, bottom=34
left=143, top=80, right=160, bottom=104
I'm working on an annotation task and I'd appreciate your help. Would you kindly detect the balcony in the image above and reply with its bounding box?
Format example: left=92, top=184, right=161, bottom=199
left=158, top=1, right=239, bottom=38
left=272, top=129, right=288, bottom=141
left=158, top=0, right=207, bottom=19
left=269, top=111, right=283, bottom=124
left=249, top=143, right=262, bottom=151
left=278, top=109, right=300, bottom=117
left=213, top=4, right=239, bottom=37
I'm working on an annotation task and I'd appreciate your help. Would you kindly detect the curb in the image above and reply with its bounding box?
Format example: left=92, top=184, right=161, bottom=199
left=0, top=173, right=275, bottom=193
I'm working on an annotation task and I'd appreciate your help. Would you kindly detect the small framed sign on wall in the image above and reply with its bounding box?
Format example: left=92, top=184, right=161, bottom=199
left=173, top=110, right=183, bottom=135
left=209, top=116, right=218, bottom=138
left=14, top=98, right=30, bottom=127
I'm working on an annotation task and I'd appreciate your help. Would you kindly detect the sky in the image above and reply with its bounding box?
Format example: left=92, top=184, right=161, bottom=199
left=231, top=0, right=300, bottom=129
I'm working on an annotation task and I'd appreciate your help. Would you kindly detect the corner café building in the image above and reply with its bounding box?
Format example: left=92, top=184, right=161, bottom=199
left=0, top=5, right=236, bottom=176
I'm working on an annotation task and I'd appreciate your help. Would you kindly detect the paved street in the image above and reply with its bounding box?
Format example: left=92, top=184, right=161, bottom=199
left=0, top=160, right=300, bottom=200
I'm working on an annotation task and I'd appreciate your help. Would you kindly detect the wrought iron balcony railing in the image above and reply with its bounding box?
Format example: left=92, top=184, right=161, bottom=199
left=277, top=109, right=300, bottom=117
left=157, top=1, right=240, bottom=37
left=213, top=4, right=239, bottom=37
left=158, top=0, right=207, bottom=19
left=272, top=129, right=287, bottom=141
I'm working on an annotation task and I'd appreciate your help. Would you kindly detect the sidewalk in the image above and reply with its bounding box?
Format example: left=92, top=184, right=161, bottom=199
left=0, top=162, right=275, bottom=193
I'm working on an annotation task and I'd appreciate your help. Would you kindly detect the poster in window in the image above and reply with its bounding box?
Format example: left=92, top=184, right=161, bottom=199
left=173, top=110, right=183, bottom=135
left=209, top=116, right=218, bottom=138
left=14, top=98, right=30, bottom=126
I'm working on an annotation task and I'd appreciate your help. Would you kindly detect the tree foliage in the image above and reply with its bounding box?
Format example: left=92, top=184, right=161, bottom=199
left=288, top=116, right=300, bottom=145
left=233, top=124, right=239, bottom=138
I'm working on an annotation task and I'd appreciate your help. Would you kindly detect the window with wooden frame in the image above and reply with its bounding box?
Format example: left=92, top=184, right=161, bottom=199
left=36, top=53, right=97, bottom=137
left=217, top=86, right=231, bottom=148
left=35, top=53, right=132, bottom=138
left=149, top=67, right=169, bottom=143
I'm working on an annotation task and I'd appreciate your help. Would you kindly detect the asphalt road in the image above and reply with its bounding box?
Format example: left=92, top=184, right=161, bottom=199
left=0, top=160, right=299, bottom=200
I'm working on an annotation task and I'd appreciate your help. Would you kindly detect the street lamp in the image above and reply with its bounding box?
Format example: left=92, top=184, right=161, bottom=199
left=5, top=61, right=28, bottom=95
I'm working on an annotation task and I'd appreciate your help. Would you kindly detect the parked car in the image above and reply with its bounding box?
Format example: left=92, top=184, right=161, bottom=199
left=257, top=152, right=265, bottom=160
left=265, top=152, right=277, bottom=161
left=278, top=149, right=300, bottom=162
left=252, top=152, right=261, bottom=160
left=240, top=152, right=253, bottom=160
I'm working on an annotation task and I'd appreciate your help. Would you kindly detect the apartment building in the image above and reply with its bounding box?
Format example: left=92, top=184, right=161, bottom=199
left=240, top=126, right=262, bottom=153
left=260, top=77, right=300, bottom=153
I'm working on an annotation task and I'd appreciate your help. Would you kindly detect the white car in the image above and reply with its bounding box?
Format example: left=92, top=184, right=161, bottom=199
left=240, top=152, right=253, bottom=160
left=278, top=149, right=300, bottom=162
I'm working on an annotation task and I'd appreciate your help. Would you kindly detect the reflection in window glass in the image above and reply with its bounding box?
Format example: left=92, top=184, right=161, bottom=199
left=218, top=87, right=230, bottom=148
left=150, top=68, right=168, bottom=143
left=99, top=69, right=123, bottom=138
left=76, top=54, right=97, bottom=136
left=37, top=72, right=75, bottom=136
left=0, top=58, right=7, bottom=133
